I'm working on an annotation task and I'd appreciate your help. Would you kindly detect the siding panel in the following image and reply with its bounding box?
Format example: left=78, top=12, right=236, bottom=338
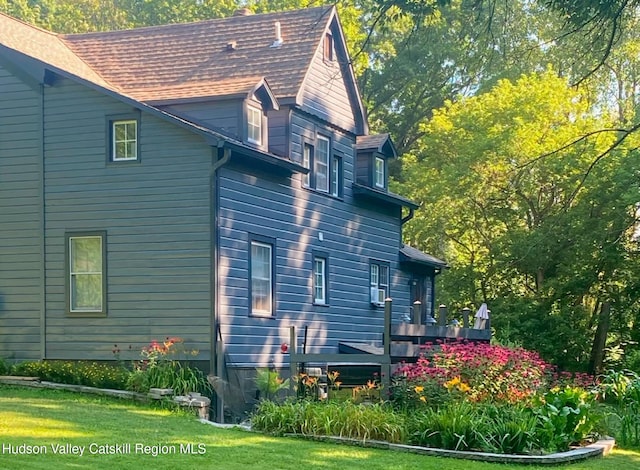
left=42, top=79, right=213, bottom=361
left=0, top=62, right=42, bottom=361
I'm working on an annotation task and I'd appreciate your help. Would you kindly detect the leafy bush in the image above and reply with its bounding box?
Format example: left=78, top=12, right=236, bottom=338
left=127, top=338, right=210, bottom=396
left=408, top=401, right=479, bottom=450
left=11, top=360, right=130, bottom=389
left=255, top=368, right=290, bottom=401
left=475, top=404, right=538, bottom=454
left=252, top=400, right=406, bottom=443
left=393, top=341, right=553, bottom=409
left=599, top=369, right=640, bottom=447
left=531, top=386, right=601, bottom=451
left=0, top=358, right=9, bottom=375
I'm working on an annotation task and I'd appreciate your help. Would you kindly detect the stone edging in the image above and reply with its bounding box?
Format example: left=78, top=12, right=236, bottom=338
left=198, top=418, right=614, bottom=465
left=0, top=376, right=148, bottom=401
left=283, top=434, right=615, bottom=465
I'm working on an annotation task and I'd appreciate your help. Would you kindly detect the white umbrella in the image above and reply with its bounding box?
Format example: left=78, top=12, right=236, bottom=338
left=473, top=303, right=489, bottom=329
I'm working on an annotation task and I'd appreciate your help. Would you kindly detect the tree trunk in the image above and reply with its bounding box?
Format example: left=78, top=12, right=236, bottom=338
left=588, top=301, right=611, bottom=375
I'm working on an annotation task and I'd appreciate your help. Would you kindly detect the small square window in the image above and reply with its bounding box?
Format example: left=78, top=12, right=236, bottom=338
left=112, top=120, right=138, bottom=161
left=247, top=106, right=262, bottom=145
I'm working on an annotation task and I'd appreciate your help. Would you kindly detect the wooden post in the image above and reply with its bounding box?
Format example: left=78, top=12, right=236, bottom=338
left=412, top=300, right=422, bottom=325
left=438, top=304, right=447, bottom=327
left=215, top=337, right=224, bottom=423
left=382, top=298, right=391, bottom=391
left=462, top=307, right=470, bottom=329
left=289, top=326, right=297, bottom=396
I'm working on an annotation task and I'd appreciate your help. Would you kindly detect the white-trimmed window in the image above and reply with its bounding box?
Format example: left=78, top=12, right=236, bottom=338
left=67, top=233, right=106, bottom=315
left=374, top=156, right=385, bottom=188
left=315, top=135, right=330, bottom=192
left=112, top=120, right=138, bottom=161
left=302, top=143, right=312, bottom=188
left=251, top=238, right=274, bottom=316
left=370, top=261, right=389, bottom=306
left=247, top=106, right=262, bottom=145
left=313, top=256, right=328, bottom=305
left=331, top=155, right=342, bottom=197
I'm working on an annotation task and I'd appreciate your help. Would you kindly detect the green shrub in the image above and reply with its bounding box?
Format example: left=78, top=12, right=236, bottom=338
left=0, top=358, right=9, bottom=375
left=599, top=369, right=640, bottom=447
left=252, top=400, right=406, bottom=443
left=531, top=385, right=601, bottom=451
left=474, top=404, right=538, bottom=454
left=127, top=338, right=211, bottom=396
left=408, top=401, right=479, bottom=450
left=11, top=360, right=130, bottom=389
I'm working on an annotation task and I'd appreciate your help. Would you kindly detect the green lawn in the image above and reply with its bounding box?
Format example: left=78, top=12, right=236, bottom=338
left=1, top=386, right=639, bottom=470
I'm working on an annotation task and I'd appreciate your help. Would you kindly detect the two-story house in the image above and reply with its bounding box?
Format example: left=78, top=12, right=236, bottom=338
left=0, top=7, right=446, bottom=381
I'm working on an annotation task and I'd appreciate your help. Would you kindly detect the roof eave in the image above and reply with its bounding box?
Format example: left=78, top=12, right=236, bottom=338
left=352, top=183, right=419, bottom=210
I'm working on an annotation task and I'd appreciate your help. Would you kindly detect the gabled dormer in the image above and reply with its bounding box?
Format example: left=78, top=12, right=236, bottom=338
left=355, top=133, right=397, bottom=190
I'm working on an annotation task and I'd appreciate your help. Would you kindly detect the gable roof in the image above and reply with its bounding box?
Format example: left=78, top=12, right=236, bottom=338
left=356, top=133, right=398, bottom=158
left=400, top=244, right=448, bottom=270
left=60, top=7, right=334, bottom=103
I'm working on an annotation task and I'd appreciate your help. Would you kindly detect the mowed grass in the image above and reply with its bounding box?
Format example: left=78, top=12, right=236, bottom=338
left=0, top=386, right=639, bottom=470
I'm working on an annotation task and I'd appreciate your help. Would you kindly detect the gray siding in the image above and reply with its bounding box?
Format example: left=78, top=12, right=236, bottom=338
left=163, top=99, right=240, bottom=139
left=267, top=108, right=289, bottom=157
left=42, top=79, right=213, bottom=360
left=0, top=62, right=43, bottom=361
left=299, top=42, right=357, bottom=134
left=218, top=110, right=409, bottom=368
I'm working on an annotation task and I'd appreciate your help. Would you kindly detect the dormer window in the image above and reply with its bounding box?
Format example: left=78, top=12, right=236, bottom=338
left=247, top=105, right=262, bottom=145
left=374, top=156, right=385, bottom=189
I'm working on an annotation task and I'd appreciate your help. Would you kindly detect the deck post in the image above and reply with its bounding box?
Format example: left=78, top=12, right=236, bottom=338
left=289, top=326, right=297, bottom=395
left=382, top=298, right=392, bottom=391
left=438, top=304, right=447, bottom=327
left=462, top=307, right=470, bottom=328
left=412, top=300, right=422, bottom=325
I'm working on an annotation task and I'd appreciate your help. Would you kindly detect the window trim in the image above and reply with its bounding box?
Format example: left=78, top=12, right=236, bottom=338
left=374, top=156, right=386, bottom=189
left=315, top=135, right=330, bottom=193
left=331, top=154, right=343, bottom=198
left=312, top=251, right=329, bottom=306
left=302, top=142, right=313, bottom=188
left=249, top=234, right=276, bottom=318
left=107, top=113, right=140, bottom=163
left=369, top=260, right=390, bottom=307
left=247, top=105, right=263, bottom=146
left=65, top=231, right=107, bottom=317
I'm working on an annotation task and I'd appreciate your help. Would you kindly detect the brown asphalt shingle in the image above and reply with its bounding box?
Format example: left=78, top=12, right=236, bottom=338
left=60, top=7, right=333, bottom=101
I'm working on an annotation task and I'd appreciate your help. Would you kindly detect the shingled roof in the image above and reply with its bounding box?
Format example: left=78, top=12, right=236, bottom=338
left=61, top=7, right=333, bottom=102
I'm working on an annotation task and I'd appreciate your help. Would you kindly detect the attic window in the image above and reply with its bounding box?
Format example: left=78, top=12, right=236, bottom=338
left=374, top=156, right=385, bottom=188
left=323, top=32, right=334, bottom=62
left=247, top=106, right=262, bottom=145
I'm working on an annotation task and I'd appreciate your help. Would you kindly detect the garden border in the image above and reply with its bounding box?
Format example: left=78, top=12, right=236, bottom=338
left=285, top=434, right=615, bottom=465
left=1, top=377, right=615, bottom=465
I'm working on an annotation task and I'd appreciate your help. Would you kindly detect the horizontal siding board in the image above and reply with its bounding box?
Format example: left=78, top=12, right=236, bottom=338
left=42, top=78, right=213, bottom=361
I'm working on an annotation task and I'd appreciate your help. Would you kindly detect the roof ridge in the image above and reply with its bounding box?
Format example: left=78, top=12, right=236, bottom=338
left=0, top=10, right=60, bottom=37
left=60, top=5, right=333, bottom=38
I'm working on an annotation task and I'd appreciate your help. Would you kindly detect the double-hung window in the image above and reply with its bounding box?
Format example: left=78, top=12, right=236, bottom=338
left=111, top=119, right=138, bottom=162
left=313, top=254, right=328, bottom=305
left=370, top=261, right=389, bottom=306
left=315, top=135, right=330, bottom=192
left=66, top=232, right=107, bottom=315
left=250, top=237, right=275, bottom=317
left=374, top=156, right=385, bottom=188
left=302, top=143, right=312, bottom=188
left=331, top=155, right=342, bottom=197
left=247, top=105, right=262, bottom=145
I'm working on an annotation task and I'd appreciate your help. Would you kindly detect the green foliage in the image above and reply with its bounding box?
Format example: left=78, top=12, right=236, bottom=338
left=11, top=360, right=130, bottom=389
left=599, top=370, right=640, bottom=446
left=255, top=368, right=290, bottom=400
left=531, top=386, right=601, bottom=451
left=408, top=401, right=479, bottom=450
left=0, top=357, right=9, bottom=375
left=127, top=338, right=211, bottom=396
left=251, top=400, right=406, bottom=443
